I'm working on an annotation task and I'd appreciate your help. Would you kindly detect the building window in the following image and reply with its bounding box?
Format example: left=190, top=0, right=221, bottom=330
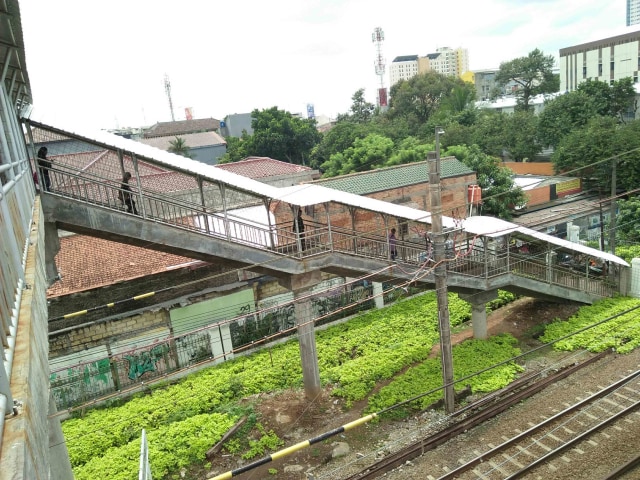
left=598, top=63, right=603, bottom=76
left=634, top=75, right=638, bottom=83
left=582, top=66, right=587, bottom=77
left=610, top=61, right=615, bottom=72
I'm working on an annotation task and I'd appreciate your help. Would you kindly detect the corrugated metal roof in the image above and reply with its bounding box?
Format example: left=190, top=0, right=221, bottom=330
left=143, top=118, right=221, bottom=138
left=463, top=215, right=629, bottom=266
left=217, top=157, right=315, bottom=179
left=313, top=158, right=473, bottom=195
left=137, top=131, right=226, bottom=150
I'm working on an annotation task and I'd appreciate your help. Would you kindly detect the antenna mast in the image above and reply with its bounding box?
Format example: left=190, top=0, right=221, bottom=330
left=371, top=27, right=388, bottom=108
left=164, top=74, right=176, bottom=122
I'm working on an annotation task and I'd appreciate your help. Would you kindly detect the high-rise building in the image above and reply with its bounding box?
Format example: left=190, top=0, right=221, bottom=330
left=428, top=47, right=469, bottom=78
left=389, top=55, right=419, bottom=86
left=389, top=48, right=469, bottom=86
left=628, top=0, right=640, bottom=26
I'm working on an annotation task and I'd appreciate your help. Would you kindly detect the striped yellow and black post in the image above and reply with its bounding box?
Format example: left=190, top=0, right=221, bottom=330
left=210, top=413, right=377, bottom=480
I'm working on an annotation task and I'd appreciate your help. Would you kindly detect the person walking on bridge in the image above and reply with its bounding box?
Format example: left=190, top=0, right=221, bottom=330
left=119, top=172, right=139, bottom=215
left=294, top=209, right=305, bottom=251
left=389, top=228, right=398, bottom=260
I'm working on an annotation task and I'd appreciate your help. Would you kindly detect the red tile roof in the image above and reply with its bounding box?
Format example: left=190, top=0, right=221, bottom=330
left=216, top=157, right=313, bottom=179
left=47, top=235, right=197, bottom=297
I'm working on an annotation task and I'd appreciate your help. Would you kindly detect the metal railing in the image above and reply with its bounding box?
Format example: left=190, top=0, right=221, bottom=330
left=40, top=164, right=620, bottom=300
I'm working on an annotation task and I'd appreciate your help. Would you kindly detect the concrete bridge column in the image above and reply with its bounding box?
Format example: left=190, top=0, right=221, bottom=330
left=278, top=271, right=323, bottom=399
left=373, top=282, right=384, bottom=309
left=44, top=221, right=60, bottom=285
left=458, top=290, right=498, bottom=340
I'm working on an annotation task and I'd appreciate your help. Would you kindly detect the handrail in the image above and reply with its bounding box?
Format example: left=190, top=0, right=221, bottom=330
left=40, top=165, right=619, bottom=299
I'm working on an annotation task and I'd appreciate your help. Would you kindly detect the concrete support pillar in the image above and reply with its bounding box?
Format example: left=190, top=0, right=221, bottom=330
left=44, top=221, right=60, bottom=286
left=278, top=271, right=322, bottom=400
left=48, top=394, right=74, bottom=480
left=372, top=282, right=384, bottom=309
left=458, top=290, right=498, bottom=340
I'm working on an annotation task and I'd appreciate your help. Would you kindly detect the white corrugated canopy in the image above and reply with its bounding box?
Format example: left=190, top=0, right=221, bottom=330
left=463, top=216, right=629, bottom=266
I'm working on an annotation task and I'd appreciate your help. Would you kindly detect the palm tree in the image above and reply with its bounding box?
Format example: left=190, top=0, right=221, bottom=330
left=168, top=136, right=193, bottom=158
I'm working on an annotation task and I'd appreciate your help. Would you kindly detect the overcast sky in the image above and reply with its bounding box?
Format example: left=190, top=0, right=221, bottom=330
left=20, top=0, right=635, bottom=131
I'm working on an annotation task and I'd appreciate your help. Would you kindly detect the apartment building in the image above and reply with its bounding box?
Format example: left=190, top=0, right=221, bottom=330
left=559, top=30, right=640, bottom=92
left=389, top=55, right=420, bottom=86
left=389, top=47, right=469, bottom=86
left=628, top=0, right=640, bottom=26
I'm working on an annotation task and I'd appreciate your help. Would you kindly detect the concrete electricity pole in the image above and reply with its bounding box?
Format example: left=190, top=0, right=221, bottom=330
left=429, top=127, right=455, bottom=414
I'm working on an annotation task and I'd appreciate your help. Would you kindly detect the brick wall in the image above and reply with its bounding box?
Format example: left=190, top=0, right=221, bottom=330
left=503, top=162, right=554, bottom=175
left=525, top=185, right=551, bottom=207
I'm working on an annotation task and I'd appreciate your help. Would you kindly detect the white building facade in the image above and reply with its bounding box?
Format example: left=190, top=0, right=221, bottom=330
left=628, top=0, right=640, bottom=26
left=428, top=47, right=469, bottom=78
left=559, top=30, right=640, bottom=92
left=389, top=55, right=419, bottom=86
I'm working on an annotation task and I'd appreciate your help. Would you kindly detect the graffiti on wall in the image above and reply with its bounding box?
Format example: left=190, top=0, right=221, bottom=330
left=123, top=342, right=171, bottom=380
left=50, top=357, right=113, bottom=408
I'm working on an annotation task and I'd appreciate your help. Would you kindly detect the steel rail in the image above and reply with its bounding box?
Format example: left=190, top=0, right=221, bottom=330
left=342, top=350, right=609, bottom=480
left=437, top=368, right=640, bottom=479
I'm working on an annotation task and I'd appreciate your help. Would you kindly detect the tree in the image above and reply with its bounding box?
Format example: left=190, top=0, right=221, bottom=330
left=495, top=49, right=557, bottom=110
left=551, top=116, right=620, bottom=192
left=388, top=71, right=464, bottom=130
left=168, top=136, right=193, bottom=158
left=320, top=133, right=394, bottom=177
left=445, top=144, right=525, bottom=219
left=218, top=135, right=249, bottom=164
left=247, top=107, right=322, bottom=165
left=470, top=111, right=508, bottom=158
left=310, top=121, right=377, bottom=170
left=537, top=90, right=597, bottom=148
left=616, top=196, right=640, bottom=243
left=338, top=88, right=375, bottom=124
left=386, top=137, right=433, bottom=166
left=577, top=78, right=638, bottom=121
left=503, top=110, right=540, bottom=162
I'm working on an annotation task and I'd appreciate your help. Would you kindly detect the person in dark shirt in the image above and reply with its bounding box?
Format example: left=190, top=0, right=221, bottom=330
left=37, top=146, right=51, bottom=191
left=294, top=209, right=305, bottom=251
left=119, top=172, right=139, bottom=215
left=389, top=228, right=397, bottom=260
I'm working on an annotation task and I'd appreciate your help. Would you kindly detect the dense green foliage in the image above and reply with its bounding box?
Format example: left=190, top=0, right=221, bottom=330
left=615, top=244, right=640, bottom=263
left=541, top=297, right=640, bottom=353
left=615, top=197, right=640, bottom=244
left=367, top=334, right=523, bottom=414
left=221, top=107, right=321, bottom=165
left=552, top=117, right=640, bottom=192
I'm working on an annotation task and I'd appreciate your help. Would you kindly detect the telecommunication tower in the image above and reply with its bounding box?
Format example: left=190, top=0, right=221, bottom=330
left=164, top=74, right=176, bottom=122
left=371, top=27, right=387, bottom=107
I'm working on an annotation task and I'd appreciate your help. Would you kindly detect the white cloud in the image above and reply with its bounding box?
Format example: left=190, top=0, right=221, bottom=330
left=20, top=0, right=635, bottom=130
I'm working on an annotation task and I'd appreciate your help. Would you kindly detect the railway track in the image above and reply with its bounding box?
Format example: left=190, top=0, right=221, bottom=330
left=436, top=369, right=640, bottom=479
left=343, top=351, right=610, bottom=480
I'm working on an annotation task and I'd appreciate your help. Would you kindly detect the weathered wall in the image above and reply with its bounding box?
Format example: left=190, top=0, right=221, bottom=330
left=503, top=162, right=554, bottom=176
left=1, top=202, right=72, bottom=480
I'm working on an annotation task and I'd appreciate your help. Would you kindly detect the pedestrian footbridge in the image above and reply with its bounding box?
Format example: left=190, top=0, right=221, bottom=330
left=29, top=118, right=628, bottom=306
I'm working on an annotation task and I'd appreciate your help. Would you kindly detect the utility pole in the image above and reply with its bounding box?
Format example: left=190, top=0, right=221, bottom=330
left=429, top=127, right=455, bottom=414
left=609, top=158, right=617, bottom=255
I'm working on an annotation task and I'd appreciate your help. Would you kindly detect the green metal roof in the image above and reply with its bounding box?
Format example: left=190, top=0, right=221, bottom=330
left=314, top=157, right=474, bottom=195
